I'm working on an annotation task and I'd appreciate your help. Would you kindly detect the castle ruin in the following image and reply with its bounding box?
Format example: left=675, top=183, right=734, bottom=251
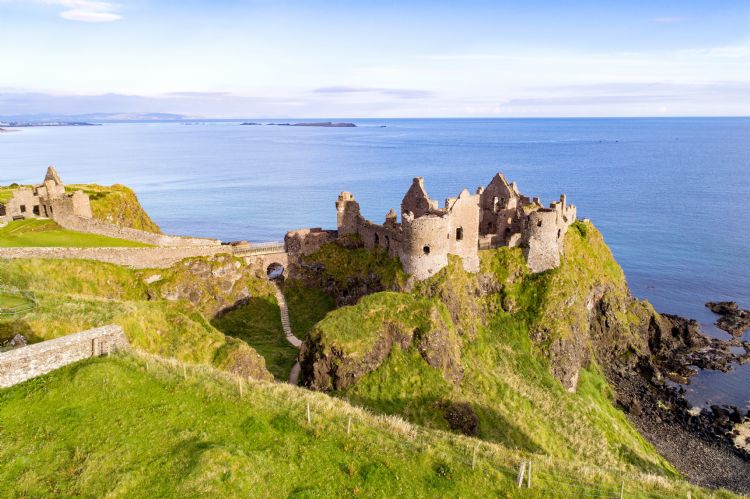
left=334, top=173, right=576, bottom=279
left=0, top=166, right=92, bottom=222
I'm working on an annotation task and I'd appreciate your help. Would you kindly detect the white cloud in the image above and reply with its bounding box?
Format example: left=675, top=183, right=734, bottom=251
left=26, top=0, right=122, bottom=22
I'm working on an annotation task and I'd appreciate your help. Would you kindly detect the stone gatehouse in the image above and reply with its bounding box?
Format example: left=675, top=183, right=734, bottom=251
left=332, top=173, right=576, bottom=279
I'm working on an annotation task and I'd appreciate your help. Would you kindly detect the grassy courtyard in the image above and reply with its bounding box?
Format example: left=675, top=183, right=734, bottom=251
left=0, top=219, right=149, bottom=248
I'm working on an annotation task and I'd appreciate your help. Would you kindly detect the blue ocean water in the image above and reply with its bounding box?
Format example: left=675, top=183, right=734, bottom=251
left=1, top=118, right=749, bottom=406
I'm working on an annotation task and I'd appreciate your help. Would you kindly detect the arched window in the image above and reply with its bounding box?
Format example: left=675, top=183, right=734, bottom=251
left=456, top=227, right=463, bottom=241
left=557, top=229, right=561, bottom=239
left=423, top=245, right=431, bottom=255
left=492, top=197, right=500, bottom=213
left=374, top=233, right=380, bottom=246
left=537, top=220, right=543, bottom=227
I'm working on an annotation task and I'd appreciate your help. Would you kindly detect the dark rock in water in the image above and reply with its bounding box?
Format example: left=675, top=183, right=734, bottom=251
left=443, top=401, right=479, bottom=436
left=291, top=122, right=356, bottom=127
left=706, top=301, right=750, bottom=336
left=240, top=122, right=262, bottom=125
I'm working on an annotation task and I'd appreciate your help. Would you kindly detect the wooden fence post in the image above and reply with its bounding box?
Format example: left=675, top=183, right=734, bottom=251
left=527, top=461, right=531, bottom=488
left=517, top=462, right=526, bottom=488
left=347, top=416, right=351, bottom=436
left=619, top=481, right=624, bottom=498
left=306, top=402, right=311, bottom=424
left=472, top=443, right=478, bottom=470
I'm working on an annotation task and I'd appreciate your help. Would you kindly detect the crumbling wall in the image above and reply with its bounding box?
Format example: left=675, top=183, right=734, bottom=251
left=0, top=325, right=129, bottom=388
left=445, top=189, right=480, bottom=273
left=0, top=246, right=231, bottom=269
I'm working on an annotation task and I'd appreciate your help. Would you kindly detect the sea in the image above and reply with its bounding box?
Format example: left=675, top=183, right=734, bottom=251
left=1, top=117, right=749, bottom=408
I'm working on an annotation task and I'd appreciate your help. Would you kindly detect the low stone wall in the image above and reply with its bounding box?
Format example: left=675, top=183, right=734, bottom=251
left=0, top=246, right=231, bottom=269
left=0, top=325, right=129, bottom=388
left=54, top=212, right=220, bottom=247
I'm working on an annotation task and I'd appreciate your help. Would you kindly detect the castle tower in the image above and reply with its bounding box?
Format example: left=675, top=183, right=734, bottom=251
left=335, top=192, right=361, bottom=236
left=400, top=211, right=450, bottom=280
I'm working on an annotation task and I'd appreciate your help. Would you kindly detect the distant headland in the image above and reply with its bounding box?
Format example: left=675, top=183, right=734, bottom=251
left=242, top=121, right=357, bottom=127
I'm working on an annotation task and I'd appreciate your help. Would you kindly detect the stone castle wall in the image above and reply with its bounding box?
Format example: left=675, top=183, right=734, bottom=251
left=332, top=173, right=576, bottom=280
left=52, top=211, right=220, bottom=247
left=0, top=325, right=129, bottom=388
left=0, top=246, right=231, bottom=269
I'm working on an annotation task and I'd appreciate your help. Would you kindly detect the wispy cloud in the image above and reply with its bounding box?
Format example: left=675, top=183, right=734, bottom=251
left=652, top=16, right=684, bottom=24
left=26, top=0, right=122, bottom=22
left=314, top=86, right=433, bottom=99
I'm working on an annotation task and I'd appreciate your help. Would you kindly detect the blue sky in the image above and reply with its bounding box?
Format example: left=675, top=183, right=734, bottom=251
left=1, top=0, right=749, bottom=117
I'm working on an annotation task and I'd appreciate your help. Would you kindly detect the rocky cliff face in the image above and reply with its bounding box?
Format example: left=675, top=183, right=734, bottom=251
left=300, top=292, right=463, bottom=391
left=141, top=255, right=276, bottom=318
left=67, top=183, right=162, bottom=234
left=293, top=220, right=749, bottom=491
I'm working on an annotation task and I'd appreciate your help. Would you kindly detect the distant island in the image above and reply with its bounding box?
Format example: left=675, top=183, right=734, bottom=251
left=242, top=121, right=357, bottom=127
left=0, top=121, right=98, bottom=127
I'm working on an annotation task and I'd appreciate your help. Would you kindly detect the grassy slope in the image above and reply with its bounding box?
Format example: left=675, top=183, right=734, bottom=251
left=0, top=219, right=150, bottom=247
left=67, top=183, right=161, bottom=233
left=0, top=258, right=271, bottom=380
left=284, top=279, right=335, bottom=340
left=211, top=296, right=298, bottom=380
left=0, top=353, right=724, bottom=498
left=307, top=222, right=682, bottom=479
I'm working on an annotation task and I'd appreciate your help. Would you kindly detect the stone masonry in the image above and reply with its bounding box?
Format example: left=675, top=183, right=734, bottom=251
left=0, top=325, right=129, bottom=388
left=333, top=173, right=576, bottom=279
left=0, top=167, right=220, bottom=247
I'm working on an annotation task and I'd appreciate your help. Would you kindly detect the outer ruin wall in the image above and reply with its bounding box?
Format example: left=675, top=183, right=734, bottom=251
left=0, top=325, right=129, bottom=388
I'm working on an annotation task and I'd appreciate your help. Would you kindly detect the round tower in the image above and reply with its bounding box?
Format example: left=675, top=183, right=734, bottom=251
left=400, top=212, right=449, bottom=280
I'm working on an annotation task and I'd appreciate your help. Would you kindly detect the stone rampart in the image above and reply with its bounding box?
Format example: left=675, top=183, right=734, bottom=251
left=53, top=212, right=220, bottom=247
left=0, top=246, right=232, bottom=269
left=0, top=325, right=129, bottom=388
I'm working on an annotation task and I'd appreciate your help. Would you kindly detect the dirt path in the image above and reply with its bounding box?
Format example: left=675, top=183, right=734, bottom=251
left=272, top=282, right=302, bottom=384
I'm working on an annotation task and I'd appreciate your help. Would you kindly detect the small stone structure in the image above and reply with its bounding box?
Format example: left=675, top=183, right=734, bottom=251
left=0, top=167, right=220, bottom=247
left=0, top=166, right=92, bottom=221
left=333, top=173, right=576, bottom=279
left=0, top=325, right=129, bottom=388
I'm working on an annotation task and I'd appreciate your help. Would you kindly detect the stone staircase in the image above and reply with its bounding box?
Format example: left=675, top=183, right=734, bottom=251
left=272, top=282, right=303, bottom=385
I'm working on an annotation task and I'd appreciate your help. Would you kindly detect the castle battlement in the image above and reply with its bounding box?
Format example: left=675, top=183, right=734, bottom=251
left=334, top=172, right=576, bottom=279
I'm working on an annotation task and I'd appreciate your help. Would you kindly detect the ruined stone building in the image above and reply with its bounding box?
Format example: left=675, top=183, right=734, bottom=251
left=334, top=173, right=576, bottom=279
left=0, top=167, right=92, bottom=222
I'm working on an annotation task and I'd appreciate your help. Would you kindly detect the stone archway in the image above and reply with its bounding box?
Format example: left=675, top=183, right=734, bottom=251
left=266, top=262, right=285, bottom=280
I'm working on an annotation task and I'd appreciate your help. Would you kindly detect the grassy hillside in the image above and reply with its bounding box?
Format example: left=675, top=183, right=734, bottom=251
left=0, top=258, right=271, bottom=381
left=0, top=219, right=150, bottom=247
left=299, top=222, right=686, bottom=479
left=0, top=352, right=724, bottom=498
left=67, top=183, right=161, bottom=233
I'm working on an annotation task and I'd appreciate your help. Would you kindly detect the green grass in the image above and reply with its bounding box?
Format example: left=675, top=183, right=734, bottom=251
left=0, top=258, right=271, bottom=380
left=299, top=239, right=408, bottom=291
left=0, top=353, right=726, bottom=498
left=67, top=183, right=161, bottom=233
left=0, top=292, right=32, bottom=311
left=211, top=296, right=298, bottom=381
left=302, top=223, right=685, bottom=480
left=309, top=292, right=455, bottom=358
left=284, top=279, right=335, bottom=340
left=0, top=185, right=24, bottom=204
left=0, top=219, right=150, bottom=247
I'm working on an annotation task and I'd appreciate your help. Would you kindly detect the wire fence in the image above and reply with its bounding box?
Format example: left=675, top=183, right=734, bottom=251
left=0, top=291, right=37, bottom=316
left=128, top=352, right=701, bottom=499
